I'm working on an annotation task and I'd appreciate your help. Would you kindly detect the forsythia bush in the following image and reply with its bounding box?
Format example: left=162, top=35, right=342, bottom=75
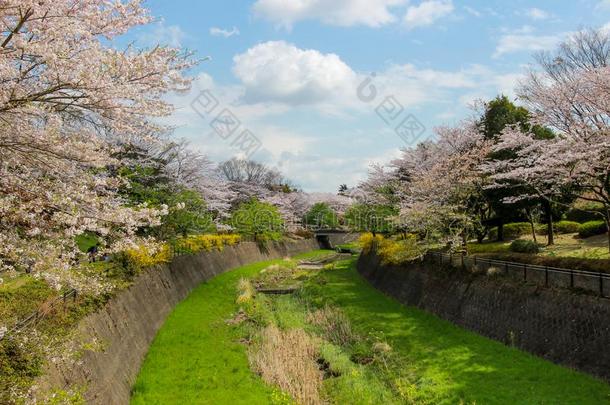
left=125, top=243, right=172, bottom=269
left=358, top=233, right=384, bottom=254
left=359, top=233, right=425, bottom=265
left=172, top=234, right=241, bottom=255
left=126, top=234, right=241, bottom=271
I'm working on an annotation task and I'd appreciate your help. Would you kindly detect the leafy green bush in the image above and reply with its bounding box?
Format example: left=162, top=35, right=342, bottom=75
left=230, top=198, right=284, bottom=241
left=535, top=221, right=582, bottom=235
left=578, top=221, right=608, bottom=238
left=344, top=204, right=398, bottom=235
left=566, top=203, right=606, bottom=223
left=489, top=222, right=531, bottom=240
left=554, top=220, right=581, bottom=234
left=304, top=202, right=338, bottom=229
left=509, top=239, right=539, bottom=254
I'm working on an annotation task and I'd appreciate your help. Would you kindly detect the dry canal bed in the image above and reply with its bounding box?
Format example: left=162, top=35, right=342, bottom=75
left=131, top=250, right=610, bottom=404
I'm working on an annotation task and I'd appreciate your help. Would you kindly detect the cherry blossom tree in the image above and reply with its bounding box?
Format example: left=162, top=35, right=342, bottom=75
left=394, top=121, right=492, bottom=248
left=0, top=0, right=196, bottom=290
left=509, top=29, right=610, bottom=251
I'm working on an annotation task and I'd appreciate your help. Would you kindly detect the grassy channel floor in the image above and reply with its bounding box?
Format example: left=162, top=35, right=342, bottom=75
left=131, top=251, right=610, bottom=405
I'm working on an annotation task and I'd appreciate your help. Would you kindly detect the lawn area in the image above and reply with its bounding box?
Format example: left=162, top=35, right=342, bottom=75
left=131, top=253, right=610, bottom=404
left=469, top=233, right=609, bottom=260
left=318, top=260, right=610, bottom=404
left=131, top=251, right=330, bottom=405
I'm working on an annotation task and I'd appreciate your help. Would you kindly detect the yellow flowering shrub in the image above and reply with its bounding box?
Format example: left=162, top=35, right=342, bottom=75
left=172, top=234, right=241, bottom=255
left=125, top=243, right=172, bottom=269
left=124, top=234, right=241, bottom=272
left=358, top=233, right=384, bottom=254
left=359, top=233, right=425, bottom=265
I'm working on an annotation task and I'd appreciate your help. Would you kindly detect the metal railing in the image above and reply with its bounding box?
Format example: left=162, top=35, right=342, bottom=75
left=1, top=288, right=78, bottom=341
left=0, top=240, right=238, bottom=342
left=426, top=251, right=610, bottom=298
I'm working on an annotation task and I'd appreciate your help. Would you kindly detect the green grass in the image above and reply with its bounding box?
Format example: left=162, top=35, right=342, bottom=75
left=312, top=260, right=610, bottom=404
left=131, top=251, right=331, bottom=405
left=131, top=253, right=610, bottom=404
left=469, top=233, right=609, bottom=260
left=75, top=232, right=99, bottom=253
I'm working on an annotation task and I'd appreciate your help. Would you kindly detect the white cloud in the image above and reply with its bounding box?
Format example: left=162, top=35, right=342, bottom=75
left=138, top=23, right=187, bottom=47
left=404, top=0, right=454, bottom=29
left=209, top=26, right=240, bottom=38
left=464, top=6, right=481, bottom=17
left=252, top=0, right=408, bottom=29
left=523, top=8, right=551, bottom=20
left=159, top=55, right=529, bottom=191
left=598, top=0, right=610, bottom=10
left=232, top=41, right=358, bottom=106
left=494, top=32, right=563, bottom=57
left=231, top=40, right=527, bottom=115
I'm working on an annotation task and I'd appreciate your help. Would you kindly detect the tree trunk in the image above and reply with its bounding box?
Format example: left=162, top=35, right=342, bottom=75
left=543, top=200, right=554, bottom=246
left=475, top=227, right=488, bottom=243
left=526, top=208, right=537, bottom=244
left=497, top=223, right=504, bottom=242
left=529, top=219, right=538, bottom=244
left=606, top=209, right=610, bottom=254
left=461, top=231, right=468, bottom=254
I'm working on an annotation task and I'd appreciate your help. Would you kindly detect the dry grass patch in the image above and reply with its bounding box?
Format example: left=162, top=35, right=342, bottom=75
left=249, top=325, right=323, bottom=405
left=307, top=305, right=354, bottom=347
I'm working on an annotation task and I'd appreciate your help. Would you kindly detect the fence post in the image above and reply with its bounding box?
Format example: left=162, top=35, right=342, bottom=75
left=545, top=266, right=549, bottom=287
left=570, top=270, right=574, bottom=289
left=523, top=264, right=527, bottom=282
left=600, top=274, right=604, bottom=298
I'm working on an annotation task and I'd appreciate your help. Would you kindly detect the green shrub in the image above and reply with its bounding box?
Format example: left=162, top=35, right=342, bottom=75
left=489, top=222, right=531, bottom=240
left=509, top=239, right=539, bottom=254
left=578, top=221, right=608, bottom=238
left=230, top=198, right=284, bottom=241
left=304, top=202, right=338, bottom=229
left=554, top=220, right=581, bottom=234
left=535, top=221, right=583, bottom=235
left=566, top=203, right=606, bottom=223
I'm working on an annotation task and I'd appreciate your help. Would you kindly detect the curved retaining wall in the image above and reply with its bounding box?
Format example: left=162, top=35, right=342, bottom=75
left=36, top=239, right=319, bottom=404
left=358, top=251, right=610, bottom=381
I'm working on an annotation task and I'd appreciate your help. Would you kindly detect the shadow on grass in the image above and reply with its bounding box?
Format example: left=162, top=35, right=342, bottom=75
left=315, top=259, right=610, bottom=405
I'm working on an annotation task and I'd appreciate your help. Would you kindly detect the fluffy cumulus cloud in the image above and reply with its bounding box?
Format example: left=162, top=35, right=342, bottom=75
left=159, top=40, right=531, bottom=191
left=252, top=0, right=407, bottom=29
left=404, top=0, right=454, bottom=29
left=232, top=41, right=358, bottom=106
left=231, top=40, right=526, bottom=112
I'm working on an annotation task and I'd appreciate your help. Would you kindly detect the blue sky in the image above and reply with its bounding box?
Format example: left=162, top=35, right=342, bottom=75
left=127, top=0, right=610, bottom=192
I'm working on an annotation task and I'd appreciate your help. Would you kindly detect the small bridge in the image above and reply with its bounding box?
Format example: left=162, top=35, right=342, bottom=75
left=314, top=230, right=357, bottom=250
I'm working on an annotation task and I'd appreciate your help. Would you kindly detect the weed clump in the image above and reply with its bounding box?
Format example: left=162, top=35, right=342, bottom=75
left=236, top=278, right=255, bottom=304
left=307, top=306, right=354, bottom=347
left=249, top=325, right=323, bottom=405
